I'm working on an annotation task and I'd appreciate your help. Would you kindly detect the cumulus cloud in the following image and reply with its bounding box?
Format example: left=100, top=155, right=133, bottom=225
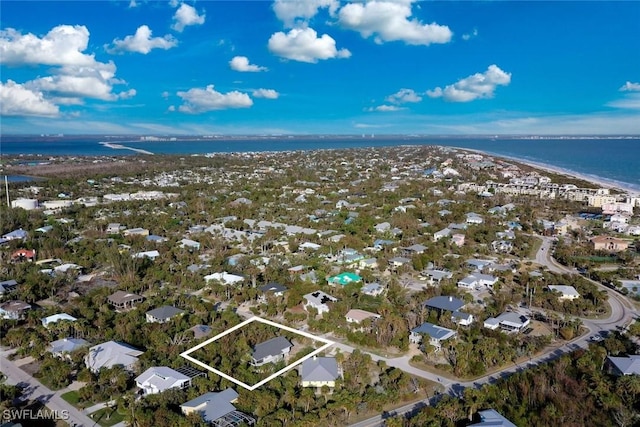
left=0, top=25, right=98, bottom=67
left=107, top=25, right=177, bottom=54
left=172, top=3, right=205, bottom=32
left=229, top=56, right=267, bottom=72
left=252, top=88, right=279, bottom=99
left=338, top=0, right=452, bottom=46
left=176, top=85, right=253, bottom=113
left=268, top=27, right=351, bottom=63
left=426, top=64, right=511, bottom=102
left=386, top=88, right=422, bottom=104
left=366, top=105, right=404, bottom=112
left=0, top=80, right=60, bottom=116
left=619, top=81, right=640, bottom=92
left=273, top=0, right=339, bottom=26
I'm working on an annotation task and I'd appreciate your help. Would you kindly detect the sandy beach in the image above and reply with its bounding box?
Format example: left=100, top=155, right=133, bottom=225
left=459, top=147, right=640, bottom=197
left=99, top=142, right=154, bottom=155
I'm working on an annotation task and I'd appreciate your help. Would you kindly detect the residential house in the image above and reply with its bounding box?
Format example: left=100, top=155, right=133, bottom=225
left=0, top=300, right=31, bottom=320
left=452, top=234, right=465, bottom=247
left=251, top=336, right=292, bottom=366
left=548, top=285, right=580, bottom=300
left=135, top=366, right=191, bottom=395
left=146, top=306, right=185, bottom=323
left=465, top=213, right=484, bottom=224
left=86, top=341, right=144, bottom=373
left=300, top=356, right=341, bottom=389
left=303, top=291, right=337, bottom=315
left=402, top=244, right=427, bottom=256
left=469, top=409, right=517, bottom=427
left=180, top=238, right=201, bottom=250
left=123, top=228, right=150, bottom=237
left=258, top=283, right=287, bottom=303
left=358, top=258, right=379, bottom=269
left=466, top=259, right=495, bottom=271
left=108, top=290, right=145, bottom=310
left=132, top=250, right=160, bottom=260
left=590, top=235, right=629, bottom=252
left=48, top=338, right=89, bottom=358
left=327, top=272, right=362, bottom=287
left=204, top=272, right=245, bottom=285
left=433, top=228, right=452, bottom=241
left=424, top=296, right=465, bottom=315
left=0, top=279, right=18, bottom=294
left=388, top=257, right=411, bottom=269
left=484, top=312, right=530, bottom=333
left=188, top=325, right=212, bottom=339
left=606, top=355, right=640, bottom=376
left=106, top=223, right=122, bottom=234
left=180, top=388, right=255, bottom=426
left=41, top=313, right=77, bottom=327
left=451, top=311, right=474, bottom=326
left=458, top=273, right=499, bottom=290
left=374, top=222, right=391, bottom=233
left=11, top=249, right=36, bottom=262
left=2, top=229, right=28, bottom=241
left=409, top=322, right=457, bottom=350
left=345, top=309, right=381, bottom=324
left=146, top=234, right=168, bottom=243
left=421, top=269, right=453, bottom=285
left=492, top=240, right=513, bottom=253
left=361, top=282, right=384, bottom=296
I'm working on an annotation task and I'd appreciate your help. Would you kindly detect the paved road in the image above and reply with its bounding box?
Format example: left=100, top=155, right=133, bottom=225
left=0, top=353, right=97, bottom=427
left=350, top=235, right=638, bottom=427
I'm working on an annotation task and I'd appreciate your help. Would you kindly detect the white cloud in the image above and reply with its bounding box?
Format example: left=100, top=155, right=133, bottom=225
left=0, top=80, right=59, bottom=117
left=252, top=88, right=279, bottom=99
left=168, top=105, right=176, bottom=112
left=107, top=25, right=177, bottom=54
left=25, top=62, right=130, bottom=102
left=172, top=3, right=205, bottom=32
left=427, top=64, right=511, bottom=102
left=619, top=81, right=640, bottom=92
left=366, top=105, right=404, bottom=112
left=462, top=28, right=478, bottom=41
left=0, top=25, right=98, bottom=67
left=338, top=0, right=452, bottom=46
left=176, top=85, right=253, bottom=113
left=607, top=93, right=640, bottom=110
left=162, top=91, right=170, bottom=99
left=229, top=56, right=267, bottom=72
left=386, top=88, right=421, bottom=104
left=268, top=27, right=351, bottom=63
left=169, top=0, right=179, bottom=7
left=128, top=0, right=138, bottom=8
left=273, top=0, right=339, bottom=26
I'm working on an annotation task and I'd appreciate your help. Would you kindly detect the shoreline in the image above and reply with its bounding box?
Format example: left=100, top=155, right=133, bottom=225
left=456, top=147, right=640, bottom=197
left=99, top=141, right=154, bottom=155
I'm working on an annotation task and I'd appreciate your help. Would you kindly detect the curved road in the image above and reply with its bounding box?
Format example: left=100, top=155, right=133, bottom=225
left=349, top=235, right=638, bottom=427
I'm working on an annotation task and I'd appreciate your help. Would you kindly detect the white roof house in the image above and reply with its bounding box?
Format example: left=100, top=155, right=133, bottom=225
left=204, top=272, right=245, bottom=285
left=136, top=366, right=191, bottom=395
left=41, top=313, right=77, bottom=327
left=303, top=291, right=337, bottom=315
left=181, top=388, right=255, bottom=426
left=48, top=338, right=89, bottom=358
left=548, top=285, right=580, bottom=300
left=345, top=309, right=381, bottom=324
left=85, top=341, right=144, bottom=373
left=484, top=312, right=530, bottom=333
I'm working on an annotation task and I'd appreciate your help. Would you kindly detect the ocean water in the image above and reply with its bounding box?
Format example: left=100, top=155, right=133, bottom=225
left=1, top=136, right=639, bottom=192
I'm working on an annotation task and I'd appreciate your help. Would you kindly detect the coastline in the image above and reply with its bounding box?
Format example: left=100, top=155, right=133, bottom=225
left=456, top=147, right=640, bottom=197
left=99, top=141, right=154, bottom=155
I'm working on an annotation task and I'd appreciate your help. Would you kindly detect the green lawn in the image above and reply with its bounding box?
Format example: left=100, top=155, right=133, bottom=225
left=60, top=390, right=93, bottom=409
left=90, top=407, right=125, bottom=427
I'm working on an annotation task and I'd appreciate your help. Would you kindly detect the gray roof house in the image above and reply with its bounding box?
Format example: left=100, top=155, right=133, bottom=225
left=181, top=388, right=255, bottom=426
left=469, top=409, right=517, bottom=427
left=188, top=324, right=213, bottom=339
left=300, top=356, right=341, bottom=388
left=409, top=322, right=457, bottom=350
left=135, top=366, right=191, bottom=395
left=424, top=296, right=465, bottom=314
left=0, top=279, right=18, bottom=294
left=607, top=355, right=640, bottom=376
left=146, top=306, right=185, bottom=323
left=48, top=338, right=89, bottom=358
left=0, top=300, right=31, bottom=320
left=86, top=341, right=144, bottom=373
left=108, top=290, right=144, bottom=310
left=251, top=336, right=292, bottom=367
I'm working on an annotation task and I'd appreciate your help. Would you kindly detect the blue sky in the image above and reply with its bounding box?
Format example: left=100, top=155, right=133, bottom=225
left=1, top=0, right=639, bottom=135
